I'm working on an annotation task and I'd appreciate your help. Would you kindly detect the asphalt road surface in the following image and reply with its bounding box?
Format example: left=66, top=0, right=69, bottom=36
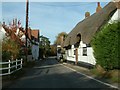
left=4, top=57, right=119, bottom=89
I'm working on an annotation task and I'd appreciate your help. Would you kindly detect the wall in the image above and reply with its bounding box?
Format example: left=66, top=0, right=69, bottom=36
left=78, top=47, right=96, bottom=65
left=65, top=41, right=96, bottom=65
left=109, top=9, right=120, bottom=23
left=32, top=42, right=39, bottom=60
left=65, top=45, right=75, bottom=62
left=0, top=27, right=6, bottom=40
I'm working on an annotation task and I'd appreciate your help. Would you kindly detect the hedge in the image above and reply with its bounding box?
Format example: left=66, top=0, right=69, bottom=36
left=91, top=21, right=120, bottom=70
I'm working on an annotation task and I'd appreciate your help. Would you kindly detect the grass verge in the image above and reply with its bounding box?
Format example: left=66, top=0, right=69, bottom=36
left=90, top=65, right=120, bottom=83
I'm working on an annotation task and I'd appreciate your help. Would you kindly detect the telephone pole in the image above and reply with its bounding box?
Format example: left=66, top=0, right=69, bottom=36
left=25, top=0, right=29, bottom=62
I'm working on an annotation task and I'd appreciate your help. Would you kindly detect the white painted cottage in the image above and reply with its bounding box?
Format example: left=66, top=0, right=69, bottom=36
left=31, top=30, right=40, bottom=60
left=64, top=1, right=119, bottom=66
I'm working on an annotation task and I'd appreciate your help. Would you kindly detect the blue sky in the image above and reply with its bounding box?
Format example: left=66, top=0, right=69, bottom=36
left=2, top=2, right=109, bottom=44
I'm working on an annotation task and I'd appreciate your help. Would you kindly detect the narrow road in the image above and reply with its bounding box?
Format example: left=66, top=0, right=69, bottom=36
left=5, top=57, right=119, bottom=89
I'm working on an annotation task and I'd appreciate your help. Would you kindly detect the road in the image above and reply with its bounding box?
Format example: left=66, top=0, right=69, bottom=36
left=4, top=57, right=119, bottom=89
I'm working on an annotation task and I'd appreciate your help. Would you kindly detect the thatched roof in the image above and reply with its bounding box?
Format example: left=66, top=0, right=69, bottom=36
left=64, top=2, right=117, bottom=47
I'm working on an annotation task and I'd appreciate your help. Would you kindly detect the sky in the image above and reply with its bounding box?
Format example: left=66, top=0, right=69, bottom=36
left=1, top=1, right=110, bottom=44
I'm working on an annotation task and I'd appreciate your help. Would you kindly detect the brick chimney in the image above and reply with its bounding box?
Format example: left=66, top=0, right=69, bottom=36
left=96, top=2, right=102, bottom=13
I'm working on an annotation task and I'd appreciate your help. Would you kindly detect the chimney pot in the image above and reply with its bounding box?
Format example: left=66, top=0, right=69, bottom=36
left=96, top=2, right=102, bottom=13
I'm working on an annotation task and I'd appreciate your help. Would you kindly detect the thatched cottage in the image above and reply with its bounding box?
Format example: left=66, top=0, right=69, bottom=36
left=63, top=1, right=120, bottom=66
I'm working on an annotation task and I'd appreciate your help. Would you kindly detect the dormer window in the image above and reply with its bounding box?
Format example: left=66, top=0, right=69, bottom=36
left=77, top=33, right=81, bottom=43
left=74, top=33, right=81, bottom=48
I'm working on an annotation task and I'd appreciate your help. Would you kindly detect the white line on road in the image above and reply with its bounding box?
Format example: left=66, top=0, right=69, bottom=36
left=61, top=64, right=119, bottom=89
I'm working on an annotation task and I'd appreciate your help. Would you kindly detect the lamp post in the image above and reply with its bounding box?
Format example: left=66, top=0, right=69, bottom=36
left=25, top=0, right=29, bottom=62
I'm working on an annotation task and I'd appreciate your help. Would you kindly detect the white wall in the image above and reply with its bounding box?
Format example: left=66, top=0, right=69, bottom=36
left=65, top=41, right=96, bottom=65
left=78, top=47, right=96, bottom=65
left=78, top=41, right=96, bottom=65
left=65, top=45, right=76, bottom=62
left=109, top=9, right=120, bottom=23
left=20, top=35, right=25, bottom=42
left=0, top=27, right=6, bottom=40
left=32, top=42, right=39, bottom=60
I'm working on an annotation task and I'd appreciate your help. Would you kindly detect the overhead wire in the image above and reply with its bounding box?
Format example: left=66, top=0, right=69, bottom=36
left=32, top=2, right=96, bottom=7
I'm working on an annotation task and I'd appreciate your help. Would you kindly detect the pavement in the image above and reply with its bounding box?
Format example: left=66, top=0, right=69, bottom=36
left=2, top=57, right=119, bottom=89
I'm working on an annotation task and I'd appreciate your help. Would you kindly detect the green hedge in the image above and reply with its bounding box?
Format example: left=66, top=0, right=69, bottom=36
left=91, top=21, right=120, bottom=70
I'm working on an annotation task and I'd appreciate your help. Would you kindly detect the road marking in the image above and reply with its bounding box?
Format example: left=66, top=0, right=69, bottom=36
left=34, top=64, right=62, bottom=69
left=61, top=64, right=119, bottom=89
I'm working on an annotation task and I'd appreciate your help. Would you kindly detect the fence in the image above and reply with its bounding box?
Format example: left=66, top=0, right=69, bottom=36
left=0, top=58, right=23, bottom=76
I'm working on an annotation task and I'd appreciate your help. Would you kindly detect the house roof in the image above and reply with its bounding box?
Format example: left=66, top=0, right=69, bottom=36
left=64, top=2, right=117, bottom=47
left=2, top=23, right=40, bottom=46
left=31, top=30, right=39, bottom=39
left=2, top=25, right=24, bottom=46
left=27, top=28, right=32, bottom=39
left=115, top=0, right=120, bottom=9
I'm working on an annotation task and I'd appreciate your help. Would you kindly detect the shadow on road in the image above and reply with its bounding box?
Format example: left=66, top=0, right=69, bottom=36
left=2, top=57, right=119, bottom=89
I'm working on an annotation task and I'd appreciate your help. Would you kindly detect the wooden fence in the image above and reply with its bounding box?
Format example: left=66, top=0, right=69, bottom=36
left=0, top=58, right=23, bottom=76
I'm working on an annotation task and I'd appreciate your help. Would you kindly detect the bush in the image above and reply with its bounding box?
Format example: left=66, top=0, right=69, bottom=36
left=91, top=22, right=120, bottom=70
left=2, top=38, right=20, bottom=61
left=2, top=51, right=11, bottom=61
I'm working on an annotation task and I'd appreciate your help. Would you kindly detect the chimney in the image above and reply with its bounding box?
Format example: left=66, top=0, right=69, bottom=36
left=98, top=2, right=100, bottom=6
left=96, top=2, right=102, bottom=13
left=85, top=12, right=90, bottom=18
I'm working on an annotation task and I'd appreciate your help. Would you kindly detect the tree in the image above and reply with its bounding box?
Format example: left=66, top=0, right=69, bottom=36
left=91, top=21, right=120, bottom=70
left=54, top=32, right=68, bottom=46
left=39, top=35, right=51, bottom=59
left=50, top=44, right=57, bottom=56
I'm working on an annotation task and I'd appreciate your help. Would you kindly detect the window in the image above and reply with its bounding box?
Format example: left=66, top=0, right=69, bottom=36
left=86, top=43, right=91, bottom=47
left=57, top=48, right=61, bottom=54
left=83, top=47, right=87, bottom=56
left=74, top=50, right=76, bottom=55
